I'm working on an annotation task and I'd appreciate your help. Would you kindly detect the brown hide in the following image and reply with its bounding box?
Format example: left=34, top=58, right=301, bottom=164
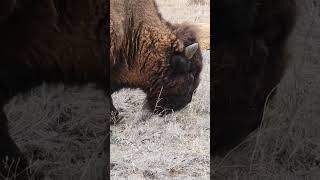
left=110, top=0, right=203, bottom=114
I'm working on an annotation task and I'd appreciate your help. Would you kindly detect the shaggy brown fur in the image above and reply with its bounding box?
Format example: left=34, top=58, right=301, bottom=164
left=0, top=0, right=107, bottom=179
left=213, top=0, right=297, bottom=154
left=110, top=0, right=203, bottom=115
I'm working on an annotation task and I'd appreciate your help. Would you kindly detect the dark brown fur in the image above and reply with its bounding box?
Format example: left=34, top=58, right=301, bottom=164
left=213, top=0, right=297, bottom=154
left=0, top=0, right=106, bottom=179
left=110, top=0, right=203, bottom=114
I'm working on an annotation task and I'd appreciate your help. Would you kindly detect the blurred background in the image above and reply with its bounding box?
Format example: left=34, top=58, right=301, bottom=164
left=212, top=0, right=320, bottom=179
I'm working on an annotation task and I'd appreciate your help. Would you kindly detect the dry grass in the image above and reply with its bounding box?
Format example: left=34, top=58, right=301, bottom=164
left=5, top=85, right=108, bottom=180
left=187, top=0, right=209, bottom=6
left=156, top=0, right=210, bottom=50
left=110, top=51, right=210, bottom=179
left=156, top=0, right=210, bottom=24
left=196, top=23, right=210, bottom=50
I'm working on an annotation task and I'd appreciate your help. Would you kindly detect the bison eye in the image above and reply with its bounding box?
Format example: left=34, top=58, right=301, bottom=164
left=170, top=55, right=191, bottom=74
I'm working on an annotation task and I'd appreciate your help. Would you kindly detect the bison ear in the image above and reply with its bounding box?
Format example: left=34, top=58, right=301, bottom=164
left=170, top=55, right=191, bottom=74
left=185, top=43, right=199, bottom=59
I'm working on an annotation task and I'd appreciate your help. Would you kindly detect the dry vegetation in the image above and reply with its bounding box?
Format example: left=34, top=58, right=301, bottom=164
left=212, top=0, right=320, bottom=179
left=110, top=0, right=210, bottom=179
left=5, top=85, right=108, bottom=180
left=110, top=51, right=210, bottom=179
left=156, top=0, right=210, bottom=24
left=156, top=0, right=210, bottom=50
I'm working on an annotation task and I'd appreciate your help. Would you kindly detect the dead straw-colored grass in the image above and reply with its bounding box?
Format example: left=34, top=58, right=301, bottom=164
left=110, top=51, right=210, bottom=179
left=5, top=85, right=108, bottom=180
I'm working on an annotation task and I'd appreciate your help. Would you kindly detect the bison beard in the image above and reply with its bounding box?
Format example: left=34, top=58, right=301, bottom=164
left=0, top=0, right=107, bottom=179
left=110, top=0, right=203, bottom=117
left=213, top=0, right=297, bottom=154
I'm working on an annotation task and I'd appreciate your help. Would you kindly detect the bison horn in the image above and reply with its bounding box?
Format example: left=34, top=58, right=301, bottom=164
left=185, top=43, right=199, bottom=59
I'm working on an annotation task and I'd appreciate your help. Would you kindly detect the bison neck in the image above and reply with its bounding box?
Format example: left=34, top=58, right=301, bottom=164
left=110, top=0, right=175, bottom=93
left=110, top=27, right=174, bottom=94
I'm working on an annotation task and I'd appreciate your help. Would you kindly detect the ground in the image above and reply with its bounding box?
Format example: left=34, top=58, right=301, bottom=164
left=6, top=85, right=107, bottom=180
left=110, top=50, right=210, bottom=179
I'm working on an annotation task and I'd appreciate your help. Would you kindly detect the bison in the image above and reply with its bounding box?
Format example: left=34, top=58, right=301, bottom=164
left=0, top=0, right=107, bottom=179
left=110, top=0, right=203, bottom=116
left=212, top=0, right=297, bottom=154
left=0, top=0, right=202, bottom=179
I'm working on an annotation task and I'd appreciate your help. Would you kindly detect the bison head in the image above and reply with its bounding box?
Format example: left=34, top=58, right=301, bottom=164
left=142, top=24, right=203, bottom=114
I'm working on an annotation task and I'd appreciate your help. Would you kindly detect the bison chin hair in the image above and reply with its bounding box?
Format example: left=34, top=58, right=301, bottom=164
left=145, top=92, right=194, bottom=115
